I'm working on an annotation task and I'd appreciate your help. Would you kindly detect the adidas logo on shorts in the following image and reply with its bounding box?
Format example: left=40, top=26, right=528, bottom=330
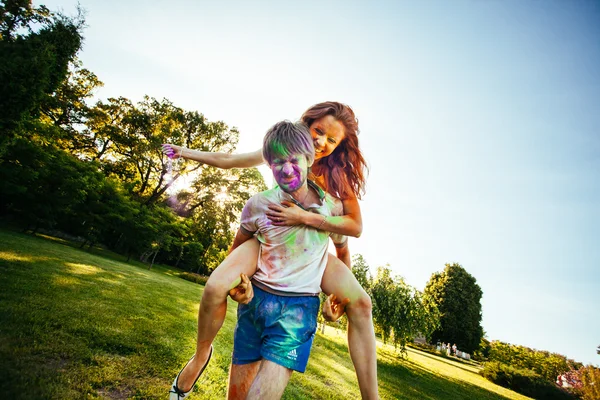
left=287, top=348, right=298, bottom=361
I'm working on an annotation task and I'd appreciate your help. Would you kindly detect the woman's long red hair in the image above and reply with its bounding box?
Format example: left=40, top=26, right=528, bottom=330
left=301, top=101, right=368, bottom=200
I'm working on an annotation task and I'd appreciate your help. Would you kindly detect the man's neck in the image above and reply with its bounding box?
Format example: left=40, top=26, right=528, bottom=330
left=289, top=183, right=311, bottom=206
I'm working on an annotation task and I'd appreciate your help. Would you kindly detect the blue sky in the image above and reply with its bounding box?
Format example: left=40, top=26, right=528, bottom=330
left=40, top=0, right=600, bottom=365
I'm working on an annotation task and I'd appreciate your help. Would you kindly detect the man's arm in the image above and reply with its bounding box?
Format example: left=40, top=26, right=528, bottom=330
left=230, top=227, right=255, bottom=254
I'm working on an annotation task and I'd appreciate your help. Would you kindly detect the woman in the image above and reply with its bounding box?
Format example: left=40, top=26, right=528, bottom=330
left=166, top=102, right=378, bottom=399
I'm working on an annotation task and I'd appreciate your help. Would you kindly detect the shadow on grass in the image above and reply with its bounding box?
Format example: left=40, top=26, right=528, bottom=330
left=299, top=330, right=513, bottom=400
left=0, top=230, right=521, bottom=400
left=0, top=230, right=215, bottom=398
left=377, top=354, right=513, bottom=400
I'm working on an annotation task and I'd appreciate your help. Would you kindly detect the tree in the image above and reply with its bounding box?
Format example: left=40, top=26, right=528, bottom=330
left=473, top=336, right=491, bottom=361
left=414, top=288, right=441, bottom=343
left=0, top=0, right=83, bottom=135
left=351, top=254, right=372, bottom=291
left=39, top=59, right=104, bottom=151
left=424, top=263, right=484, bottom=354
left=184, top=166, right=266, bottom=273
left=371, top=265, right=440, bottom=352
left=573, top=365, right=600, bottom=400
left=0, top=137, right=92, bottom=232
left=487, top=340, right=582, bottom=382
left=0, top=1, right=266, bottom=273
left=83, top=96, right=246, bottom=206
left=1, top=0, right=51, bottom=40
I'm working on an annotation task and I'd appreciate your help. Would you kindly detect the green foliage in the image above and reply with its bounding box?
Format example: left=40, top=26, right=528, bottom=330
left=0, top=1, right=83, bottom=134
left=371, top=265, right=440, bottom=352
left=351, top=253, right=372, bottom=291
left=0, top=1, right=266, bottom=271
left=179, top=272, right=209, bottom=286
left=185, top=166, right=266, bottom=272
left=487, top=340, right=582, bottom=383
left=81, top=96, right=249, bottom=205
left=0, top=137, right=94, bottom=231
left=39, top=59, right=104, bottom=149
left=473, top=337, right=492, bottom=361
left=1, top=0, right=51, bottom=40
left=573, top=365, right=600, bottom=400
left=481, top=362, right=573, bottom=400
left=424, top=263, right=484, bottom=354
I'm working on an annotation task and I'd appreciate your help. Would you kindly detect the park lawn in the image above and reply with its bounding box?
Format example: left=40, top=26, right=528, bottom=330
left=0, top=229, right=531, bottom=399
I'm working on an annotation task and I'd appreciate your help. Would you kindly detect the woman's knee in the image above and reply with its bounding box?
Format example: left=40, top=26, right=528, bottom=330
left=347, top=289, right=372, bottom=317
left=202, top=274, right=231, bottom=302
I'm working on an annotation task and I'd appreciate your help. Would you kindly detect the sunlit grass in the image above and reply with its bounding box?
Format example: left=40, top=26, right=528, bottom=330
left=0, top=250, right=43, bottom=262
left=0, top=228, right=531, bottom=399
left=64, top=262, right=105, bottom=275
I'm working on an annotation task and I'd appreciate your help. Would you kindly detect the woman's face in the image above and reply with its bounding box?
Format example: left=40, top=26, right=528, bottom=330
left=310, top=115, right=346, bottom=160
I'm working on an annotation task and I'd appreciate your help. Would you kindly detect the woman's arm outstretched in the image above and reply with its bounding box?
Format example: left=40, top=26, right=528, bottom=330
left=162, top=144, right=264, bottom=169
left=163, top=145, right=362, bottom=237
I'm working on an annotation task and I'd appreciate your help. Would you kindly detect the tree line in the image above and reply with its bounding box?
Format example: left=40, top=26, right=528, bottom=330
left=1, top=4, right=484, bottom=351
left=0, top=1, right=486, bottom=354
left=5, top=5, right=595, bottom=397
left=0, top=1, right=266, bottom=273
left=345, top=258, right=485, bottom=357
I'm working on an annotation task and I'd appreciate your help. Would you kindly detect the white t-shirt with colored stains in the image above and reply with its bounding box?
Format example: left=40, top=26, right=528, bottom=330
left=240, top=181, right=347, bottom=296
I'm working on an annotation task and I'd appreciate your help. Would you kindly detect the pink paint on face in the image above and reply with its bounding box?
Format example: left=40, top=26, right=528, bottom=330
left=270, top=153, right=310, bottom=194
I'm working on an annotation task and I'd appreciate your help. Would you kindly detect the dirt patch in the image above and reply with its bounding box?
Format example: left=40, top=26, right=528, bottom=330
left=97, top=386, right=134, bottom=400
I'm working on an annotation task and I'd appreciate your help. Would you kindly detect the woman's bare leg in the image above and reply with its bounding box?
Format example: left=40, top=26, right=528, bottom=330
left=321, top=253, right=378, bottom=399
left=176, top=239, right=260, bottom=392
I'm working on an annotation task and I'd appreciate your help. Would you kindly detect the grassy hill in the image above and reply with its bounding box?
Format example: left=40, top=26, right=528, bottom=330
left=0, top=229, right=531, bottom=399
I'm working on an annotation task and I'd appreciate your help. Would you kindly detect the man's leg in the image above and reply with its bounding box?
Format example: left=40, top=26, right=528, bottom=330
left=227, top=361, right=261, bottom=400
left=246, top=359, right=293, bottom=400
left=321, top=253, right=378, bottom=399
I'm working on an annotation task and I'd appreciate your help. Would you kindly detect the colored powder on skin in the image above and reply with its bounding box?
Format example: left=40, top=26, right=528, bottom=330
left=162, top=157, right=191, bottom=217
left=268, top=141, right=290, bottom=162
left=340, top=281, right=365, bottom=303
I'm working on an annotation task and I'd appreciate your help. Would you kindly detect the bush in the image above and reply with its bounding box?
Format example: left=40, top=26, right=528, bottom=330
left=488, top=341, right=581, bottom=381
left=481, top=361, right=573, bottom=400
left=572, top=365, right=600, bottom=400
left=179, top=272, right=208, bottom=286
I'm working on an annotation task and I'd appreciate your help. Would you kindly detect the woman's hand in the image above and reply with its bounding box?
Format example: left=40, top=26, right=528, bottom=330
left=322, top=294, right=350, bottom=322
left=266, top=200, right=308, bottom=226
left=161, top=144, right=183, bottom=159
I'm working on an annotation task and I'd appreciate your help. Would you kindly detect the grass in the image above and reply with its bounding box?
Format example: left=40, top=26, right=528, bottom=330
left=0, top=228, right=532, bottom=399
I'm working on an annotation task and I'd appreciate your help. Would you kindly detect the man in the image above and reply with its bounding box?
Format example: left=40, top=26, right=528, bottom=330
left=226, top=120, right=349, bottom=399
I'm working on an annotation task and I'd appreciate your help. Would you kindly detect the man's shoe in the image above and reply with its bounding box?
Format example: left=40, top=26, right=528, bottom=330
left=169, top=345, right=213, bottom=399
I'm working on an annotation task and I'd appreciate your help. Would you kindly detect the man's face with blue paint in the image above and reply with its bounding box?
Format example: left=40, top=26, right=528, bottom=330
left=270, top=153, right=310, bottom=194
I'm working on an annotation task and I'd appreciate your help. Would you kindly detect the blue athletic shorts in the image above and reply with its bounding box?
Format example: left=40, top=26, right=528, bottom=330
left=232, top=285, right=320, bottom=373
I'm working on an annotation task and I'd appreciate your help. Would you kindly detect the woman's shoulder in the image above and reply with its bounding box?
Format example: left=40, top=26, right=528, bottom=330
left=321, top=191, right=345, bottom=215
left=308, top=172, right=327, bottom=192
